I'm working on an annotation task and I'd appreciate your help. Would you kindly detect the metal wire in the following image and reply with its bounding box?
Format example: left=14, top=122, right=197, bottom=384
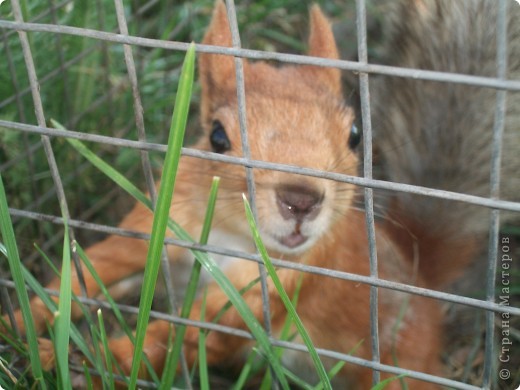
left=223, top=3, right=276, bottom=385
left=1, top=19, right=520, bottom=91
left=355, top=0, right=380, bottom=385
left=112, top=0, right=191, bottom=384
left=0, top=1, right=165, bottom=112
left=483, top=0, right=510, bottom=388
left=0, top=275, right=483, bottom=390
left=2, top=119, right=519, bottom=213
left=10, top=0, right=90, bottom=309
left=7, top=207, right=520, bottom=318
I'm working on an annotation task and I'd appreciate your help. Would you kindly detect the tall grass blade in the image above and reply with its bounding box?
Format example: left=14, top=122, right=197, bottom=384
left=281, top=368, right=314, bottom=389
left=53, top=222, right=72, bottom=388
left=313, top=360, right=347, bottom=390
left=0, top=173, right=47, bottom=389
left=97, top=309, right=115, bottom=390
left=51, top=119, right=149, bottom=207
left=128, top=42, right=195, bottom=389
left=82, top=361, right=94, bottom=390
left=243, top=194, right=332, bottom=390
left=74, top=243, right=159, bottom=384
left=169, top=224, right=290, bottom=389
left=162, top=176, right=220, bottom=388
left=30, top=244, right=104, bottom=376
left=198, top=289, right=209, bottom=390
left=260, top=272, right=304, bottom=389
left=232, top=347, right=257, bottom=390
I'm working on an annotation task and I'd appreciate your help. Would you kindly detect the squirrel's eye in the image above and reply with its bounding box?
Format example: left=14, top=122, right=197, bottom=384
left=210, top=120, right=231, bottom=153
left=348, top=123, right=361, bottom=149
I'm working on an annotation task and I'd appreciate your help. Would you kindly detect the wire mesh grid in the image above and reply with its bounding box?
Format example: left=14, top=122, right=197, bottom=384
left=0, top=0, right=518, bottom=389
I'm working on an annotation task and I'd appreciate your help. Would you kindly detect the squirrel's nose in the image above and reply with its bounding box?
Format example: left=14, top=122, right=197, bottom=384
left=276, top=185, right=324, bottom=221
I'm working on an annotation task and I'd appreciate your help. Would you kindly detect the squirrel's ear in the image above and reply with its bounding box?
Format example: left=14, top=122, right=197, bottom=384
left=199, top=1, right=239, bottom=124
left=304, top=5, right=342, bottom=97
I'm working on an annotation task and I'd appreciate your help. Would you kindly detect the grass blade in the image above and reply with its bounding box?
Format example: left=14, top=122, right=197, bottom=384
left=30, top=245, right=105, bottom=376
left=198, top=289, right=209, bottom=390
left=82, top=361, right=94, bottom=389
left=128, top=42, right=195, bottom=389
left=0, top=173, right=47, bottom=390
left=313, top=360, right=347, bottom=390
left=232, top=347, right=258, bottom=390
left=312, top=340, right=363, bottom=390
left=161, top=176, right=220, bottom=388
left=97, top=309, right=115, bottom=390
left=243, top=194, right=331, bottom=390
left=281, top=367, right=314, bottom=389
left=53, top=222, right=72, bottom=388
left=370, top=374, right=407, bottom=390
left=74, top=242, right=159, bottom=384
left=169, top=222, right=290, bottom=390
left=50, top=119, right=149, bottom=208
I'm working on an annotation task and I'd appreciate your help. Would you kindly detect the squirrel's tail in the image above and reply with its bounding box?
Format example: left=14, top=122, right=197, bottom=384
left=371, top=0, right=520, bottom=288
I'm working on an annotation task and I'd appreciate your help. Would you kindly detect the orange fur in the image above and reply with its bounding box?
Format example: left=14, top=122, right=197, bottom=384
left=4, top=1, right=518, bottom=388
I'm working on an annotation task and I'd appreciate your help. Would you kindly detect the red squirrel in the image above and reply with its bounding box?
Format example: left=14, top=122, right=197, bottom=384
left=3, top=0, right=519, bottom=388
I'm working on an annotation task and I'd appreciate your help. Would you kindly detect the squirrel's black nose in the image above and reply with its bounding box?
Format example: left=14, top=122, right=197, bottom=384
left=276, top=184, right=324, bottom=222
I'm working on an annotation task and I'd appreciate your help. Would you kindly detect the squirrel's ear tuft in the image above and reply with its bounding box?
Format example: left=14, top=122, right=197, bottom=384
left=202, top=0, right=233, bottom=49
left=304, top=5, right=342, bottom=97
left=199, top=1, right=239, bottom=124
left=308, top=5, right=339, bottom=61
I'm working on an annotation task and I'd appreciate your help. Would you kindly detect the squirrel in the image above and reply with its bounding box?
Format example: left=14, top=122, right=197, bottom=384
left=2, top=0, right=519, bottom=388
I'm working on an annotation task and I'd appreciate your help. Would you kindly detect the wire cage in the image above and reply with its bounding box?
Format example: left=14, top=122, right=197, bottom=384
left=0, top=0, right=519, bottom=389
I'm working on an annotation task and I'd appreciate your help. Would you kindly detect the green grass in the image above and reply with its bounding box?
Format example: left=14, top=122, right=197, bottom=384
left=0, top=172, right=47, bottom=389
left=53, top=219, right=72, bottom=389
left=126, top=41, right=195, bottom=389
left=61, top=131, right=292, bottom=388
left=164, top=176, right=221, bottom=387
left=97, top=309, right=116, bottom=390
left=197, top=289, right=210, bottom=390
left=47, top=51, right=290, bottom=388
left=243, top=195, right=331, bottom=390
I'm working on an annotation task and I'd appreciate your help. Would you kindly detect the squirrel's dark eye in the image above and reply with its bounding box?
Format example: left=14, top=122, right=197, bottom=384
left=348, top=123, right=361, bottom=149
left=210, top=120, right=231, bottom=153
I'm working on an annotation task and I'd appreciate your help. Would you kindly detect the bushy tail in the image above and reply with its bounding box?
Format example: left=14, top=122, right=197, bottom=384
left=371, top=0, right=520, bottom=287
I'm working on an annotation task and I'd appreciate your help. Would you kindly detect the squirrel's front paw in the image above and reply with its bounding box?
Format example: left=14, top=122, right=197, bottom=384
left=37, top=337, right=59, bottom=371
left=1, top=309, right=28, bottom=337
left=108, top=329, right=170, bottom=379
left=108, top=335, right=137, bottom=376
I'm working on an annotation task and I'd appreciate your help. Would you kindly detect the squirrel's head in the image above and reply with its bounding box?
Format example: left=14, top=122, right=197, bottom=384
left=196, top=1, right=360, bottom=255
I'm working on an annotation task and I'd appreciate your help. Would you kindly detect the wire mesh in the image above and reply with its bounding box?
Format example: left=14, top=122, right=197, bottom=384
left=0, top=1, right=518, bottom=389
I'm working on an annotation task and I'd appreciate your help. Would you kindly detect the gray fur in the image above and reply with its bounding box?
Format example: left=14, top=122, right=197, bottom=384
left=372, top=0, right=520, bottom=236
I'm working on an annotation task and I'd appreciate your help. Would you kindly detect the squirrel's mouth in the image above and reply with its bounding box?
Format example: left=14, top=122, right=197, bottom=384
left=278, top=231, right=308, bottom=249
